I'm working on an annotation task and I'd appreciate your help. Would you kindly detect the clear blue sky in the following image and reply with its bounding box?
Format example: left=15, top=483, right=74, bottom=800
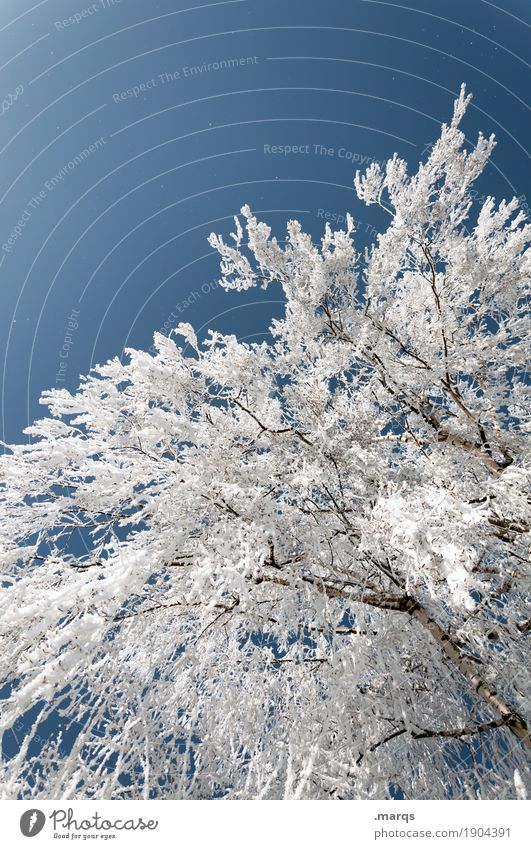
left=0, top=0, right=529, bottom=444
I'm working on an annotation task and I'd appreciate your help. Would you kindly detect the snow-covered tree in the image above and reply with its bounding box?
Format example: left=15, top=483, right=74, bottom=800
left=1, top=86, right=529, bottom=800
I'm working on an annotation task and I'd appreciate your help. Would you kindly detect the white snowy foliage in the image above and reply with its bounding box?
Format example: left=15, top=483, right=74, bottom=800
left=0, top=87, right=529, bottom=800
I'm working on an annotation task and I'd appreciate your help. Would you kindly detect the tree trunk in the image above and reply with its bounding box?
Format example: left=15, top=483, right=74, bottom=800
left=408, top=599, right=530, bottom=747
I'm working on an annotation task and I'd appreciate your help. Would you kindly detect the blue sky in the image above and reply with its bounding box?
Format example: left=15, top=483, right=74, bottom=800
left=0, top=0, right=529, bottom=444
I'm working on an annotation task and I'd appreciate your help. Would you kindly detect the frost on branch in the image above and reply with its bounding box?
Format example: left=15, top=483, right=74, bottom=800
left=0, top=87, right=529, bottom=800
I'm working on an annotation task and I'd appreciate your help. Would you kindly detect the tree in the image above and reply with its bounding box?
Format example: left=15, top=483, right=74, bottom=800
left=0, top=86, right=529, bottom=801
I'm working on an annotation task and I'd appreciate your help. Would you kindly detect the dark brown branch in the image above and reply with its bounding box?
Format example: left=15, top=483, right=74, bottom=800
left=196, top=596, right=241, bottom=640
left=356, top=728, right=407, bottom=764
left=113, top=597, right=237, bottom=623
left=358, top=716, right=508, bottom=765
left=231, top=397, right=313, bottom=446
left=264, top=657, right=329, bottom=665
left=411, top=718, right=506, bottom=740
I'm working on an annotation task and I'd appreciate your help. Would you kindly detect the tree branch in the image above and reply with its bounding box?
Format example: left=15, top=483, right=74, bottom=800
left=412, top=718, right=506, bottom=740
